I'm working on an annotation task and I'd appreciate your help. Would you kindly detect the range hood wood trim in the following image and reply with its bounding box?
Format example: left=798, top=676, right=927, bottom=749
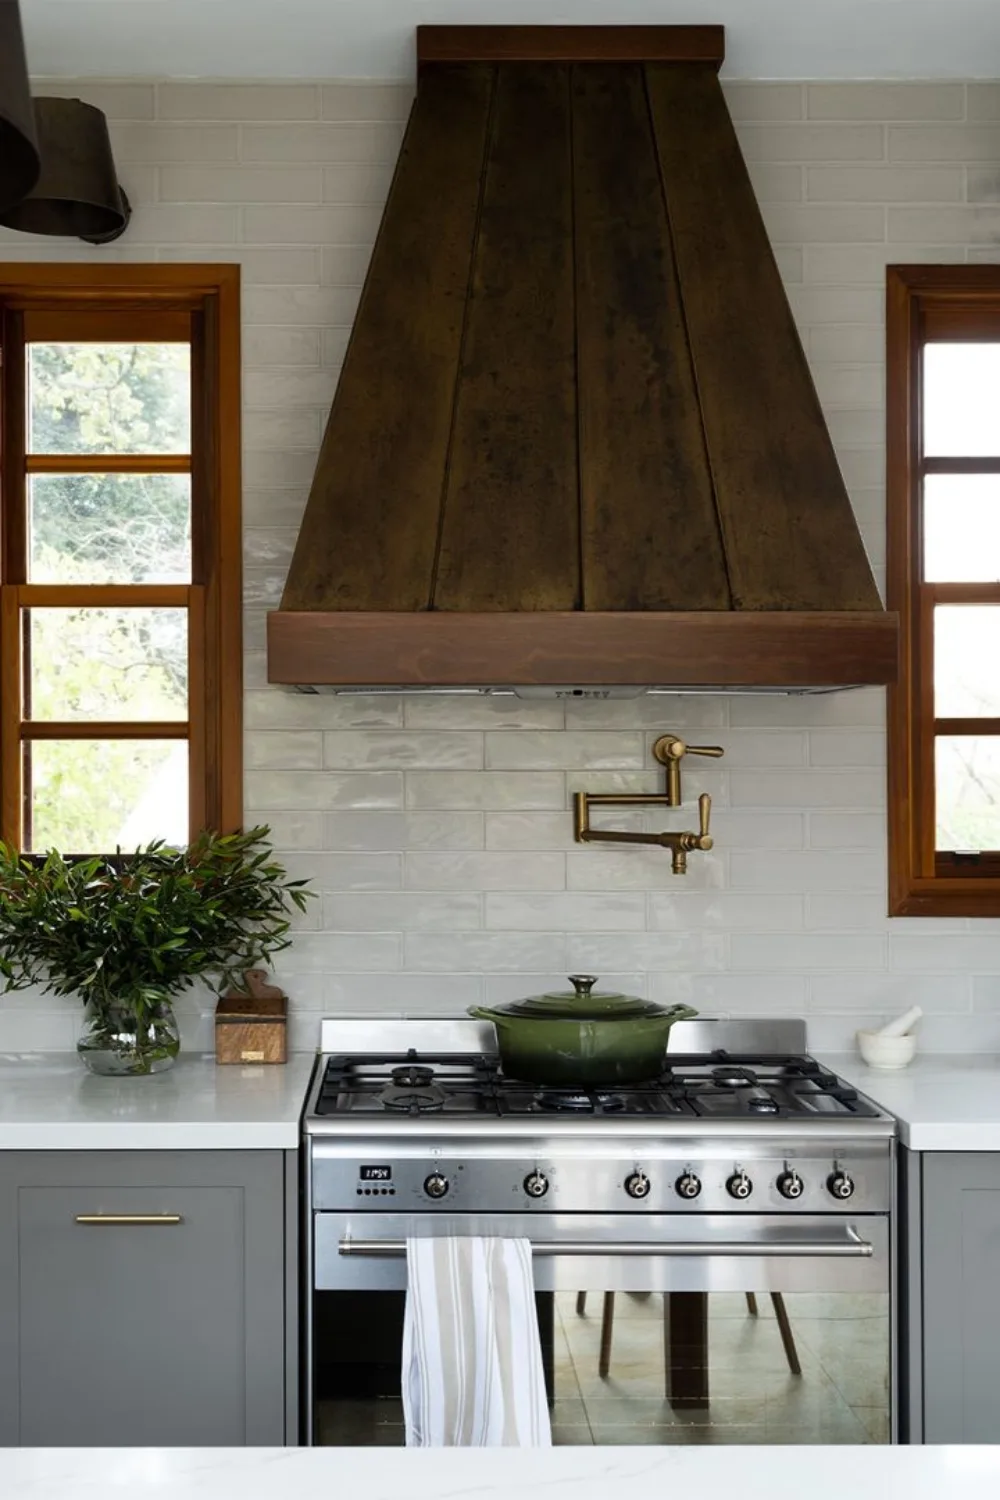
left=417, top=25, right=725, bottom=67
left=267, top=611, right=899, bottom=688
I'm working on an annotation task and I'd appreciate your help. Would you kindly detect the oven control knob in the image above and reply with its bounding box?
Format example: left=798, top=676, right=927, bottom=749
left=625, top=1171, right=651, bottom=1200
left=726, top=1170, right=753, bottom=1201
left=777, top=1170, right=804, bottom=1200
left=523, top=1170, right=549, bottom=1199
left=827, top=1170, right=855, bottom=1201
left=423, top=1172, right=450, bottom=1200
left=675, top=1172, right=702, bottom=1200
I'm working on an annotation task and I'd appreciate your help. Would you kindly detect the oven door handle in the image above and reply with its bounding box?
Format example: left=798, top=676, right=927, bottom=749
left=338, top=1226, right=874, bottom=1259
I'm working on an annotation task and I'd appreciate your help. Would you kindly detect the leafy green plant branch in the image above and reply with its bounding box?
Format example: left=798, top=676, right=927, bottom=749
left=0, top=827, right=313, bottom=1020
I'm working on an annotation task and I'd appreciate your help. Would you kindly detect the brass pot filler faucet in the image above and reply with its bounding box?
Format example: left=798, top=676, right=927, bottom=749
left=573, top=734, right=725, bottom=875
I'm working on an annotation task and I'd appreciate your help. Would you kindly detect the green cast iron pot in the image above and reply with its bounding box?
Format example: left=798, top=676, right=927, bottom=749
left=468, top=975, right=697, bottom=1087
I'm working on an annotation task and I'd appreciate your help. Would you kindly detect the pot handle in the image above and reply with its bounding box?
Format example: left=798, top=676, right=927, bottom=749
left=467, top=1006, right=494, bottom=1021
left=567, top=974, right=599, bottom=998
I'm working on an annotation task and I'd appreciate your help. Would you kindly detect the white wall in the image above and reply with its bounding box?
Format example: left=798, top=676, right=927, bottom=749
left=3, top=77, right=1000, bottom=1056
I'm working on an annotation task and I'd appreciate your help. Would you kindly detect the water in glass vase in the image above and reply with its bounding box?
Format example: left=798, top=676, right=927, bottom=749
left=77, top=1001, right=180, bottom=1076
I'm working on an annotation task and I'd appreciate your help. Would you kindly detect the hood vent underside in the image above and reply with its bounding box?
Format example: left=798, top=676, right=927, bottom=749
left=269, top=25, right=897, bottom=692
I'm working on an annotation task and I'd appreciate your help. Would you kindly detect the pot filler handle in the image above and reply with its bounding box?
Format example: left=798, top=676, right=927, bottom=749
left=339, top=1226, right=874, bottom=1259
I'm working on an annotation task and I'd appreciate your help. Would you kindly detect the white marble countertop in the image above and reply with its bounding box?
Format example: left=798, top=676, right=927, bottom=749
left=821, top=1051, right=1000, bottom=1151
left=2, top=1445, right=1000, bottom=1498
left=0, top=1052, right=317, bottom=1150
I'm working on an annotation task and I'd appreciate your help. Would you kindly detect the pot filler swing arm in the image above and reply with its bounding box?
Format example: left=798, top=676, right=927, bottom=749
left=573, top=735, right=724, bottom=875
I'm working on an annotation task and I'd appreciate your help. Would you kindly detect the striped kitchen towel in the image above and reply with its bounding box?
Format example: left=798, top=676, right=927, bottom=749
left=402, top=1236, right=552, bottom=1447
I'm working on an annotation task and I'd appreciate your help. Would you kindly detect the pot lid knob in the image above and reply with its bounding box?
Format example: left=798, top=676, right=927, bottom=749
left=567, top=974, right=599, bottom=997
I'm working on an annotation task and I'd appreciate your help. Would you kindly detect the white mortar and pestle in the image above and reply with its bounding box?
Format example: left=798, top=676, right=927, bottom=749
left=856, top=1006, right=922, bottom=1069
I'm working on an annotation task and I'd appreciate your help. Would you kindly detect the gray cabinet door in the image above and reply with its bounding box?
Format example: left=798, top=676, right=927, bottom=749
left=0, top=1151, right=288, bottom=1447
left=922, top=1152, right=1000, bottom=1443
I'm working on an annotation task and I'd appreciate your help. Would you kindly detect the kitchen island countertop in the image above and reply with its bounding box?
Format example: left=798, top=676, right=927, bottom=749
left=3, top=1444, right=1000, bottom=1497
left=820, top=1050, right=1000, bottom=1151
left=0, top=1051, right=316, bottom=1150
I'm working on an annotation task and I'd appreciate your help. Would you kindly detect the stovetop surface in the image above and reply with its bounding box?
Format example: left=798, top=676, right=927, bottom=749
left=312, top=1049, right=881, bottom=1121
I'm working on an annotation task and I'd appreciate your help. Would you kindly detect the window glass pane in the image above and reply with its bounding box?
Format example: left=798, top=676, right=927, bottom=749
left=27, top=343, right=190, bottom=455
left=23, top=740, right=188, bottom=853
left=923, top=343, right=1000, bottom=457
left=936, top=736, right=1000, bottom=851
left=28, top=473, right=191, bottom=584
left=934, top=605, right=1000, bottom=717
left=924, top=474, right=1000, bottom=582
left=26, top=608, right=187, bottom=722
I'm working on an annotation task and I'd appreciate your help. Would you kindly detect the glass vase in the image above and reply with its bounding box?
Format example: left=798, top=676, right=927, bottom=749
left=77, top=1000, right=181, bottom=1076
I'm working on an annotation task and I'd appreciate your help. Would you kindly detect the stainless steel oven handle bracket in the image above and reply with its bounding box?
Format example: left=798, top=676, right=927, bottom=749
left=338, top=1229, right=874, bottom=1259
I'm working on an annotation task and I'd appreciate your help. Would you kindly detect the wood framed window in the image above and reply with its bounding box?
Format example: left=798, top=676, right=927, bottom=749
left=0, top=265, right=241, bottom=854
left=888, top=265, right=1000, bottom=915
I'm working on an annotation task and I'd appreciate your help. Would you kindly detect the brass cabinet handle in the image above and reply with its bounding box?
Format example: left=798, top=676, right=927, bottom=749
left=74, top=1214, right=183, bottom=1226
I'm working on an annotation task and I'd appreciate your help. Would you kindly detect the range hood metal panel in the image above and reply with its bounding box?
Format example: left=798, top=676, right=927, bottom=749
left=272, top=25, right=895, bottom=691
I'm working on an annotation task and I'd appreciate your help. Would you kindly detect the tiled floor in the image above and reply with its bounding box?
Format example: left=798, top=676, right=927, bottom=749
left=318, top=1290, right=890, bottom=1447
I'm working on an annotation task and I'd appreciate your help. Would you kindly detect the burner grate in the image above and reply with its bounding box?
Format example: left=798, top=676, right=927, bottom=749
left=312, top=1047, right=880, bottom=1120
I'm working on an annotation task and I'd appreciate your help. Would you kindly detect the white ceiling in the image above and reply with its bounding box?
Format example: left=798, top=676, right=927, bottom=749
left=18, top=0, right=1000, bottom=81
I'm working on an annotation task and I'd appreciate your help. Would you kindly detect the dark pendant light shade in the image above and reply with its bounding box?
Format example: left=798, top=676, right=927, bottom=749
left=0, top=0, right=41, bottom=211
left=0, top=96, right=131, bottom=242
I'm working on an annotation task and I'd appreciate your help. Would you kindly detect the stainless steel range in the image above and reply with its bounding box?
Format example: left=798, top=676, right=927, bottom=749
left=303, top=1017, right=896, bottom=1448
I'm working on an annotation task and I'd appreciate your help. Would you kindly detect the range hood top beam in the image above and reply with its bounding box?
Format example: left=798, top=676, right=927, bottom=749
left=270, top=25, right=896, bottom=693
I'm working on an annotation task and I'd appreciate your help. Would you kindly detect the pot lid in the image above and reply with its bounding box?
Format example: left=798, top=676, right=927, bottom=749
left=497, top=975, right=668, bottom=1021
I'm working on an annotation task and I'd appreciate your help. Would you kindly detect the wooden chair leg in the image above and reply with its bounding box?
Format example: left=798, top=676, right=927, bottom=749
left=598, top=1292, right=615, bottom=1378
left=745, top=1292, right=759, bottom=1317
left=576, top=1291, right=586, bottom=1316
left=771, top=1293, right=802, bottom=1376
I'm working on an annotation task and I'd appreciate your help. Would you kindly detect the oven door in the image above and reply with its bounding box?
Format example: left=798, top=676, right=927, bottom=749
left=310, top=1212, right=892, bottom=1447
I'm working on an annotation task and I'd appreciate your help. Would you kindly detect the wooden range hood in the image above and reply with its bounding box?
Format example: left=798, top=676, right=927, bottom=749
left=268, top=25, right=898, bottom=691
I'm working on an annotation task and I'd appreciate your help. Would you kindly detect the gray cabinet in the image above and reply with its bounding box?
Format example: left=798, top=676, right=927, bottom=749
left=0, top=1151, right=296, bottom=1447
left=909, top=1151, right=1000, bottom=1443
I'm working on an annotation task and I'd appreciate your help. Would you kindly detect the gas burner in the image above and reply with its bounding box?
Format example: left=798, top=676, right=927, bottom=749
left=379, top=1083, right=446, bottom=1114
left=535, top=1090, right=626, bottom=1114
left=391, top=1064, right=435, bottom=1088
left=712, top=1066, right=758, bottom=1088
left=746, top=1092, right=779, bottom=1115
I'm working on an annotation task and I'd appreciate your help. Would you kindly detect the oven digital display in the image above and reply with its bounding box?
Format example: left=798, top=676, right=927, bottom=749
left=359, top=1165, right=392, bottom=1181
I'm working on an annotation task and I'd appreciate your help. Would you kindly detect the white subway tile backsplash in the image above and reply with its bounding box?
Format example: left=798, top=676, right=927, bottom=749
left=405, top=852, right=565, bottom=891
left=324, top=812, right=484, bottom=852
left=485, top=893, right=647, bottom=932
left=247, top=691, right=402, bottom=730
left=731, top=933, right=887, bottom=970
left=405, top=933, right=567, bottom=973
left=486, top=731, right=645, bottom=771
left=6, top=77, right=994, bottom=1052
left=245, top=731, right=323, bottom=769
left=404, top=697, right=565, bottom=731
left=246, top=771, right=403, bottom=810
left=405, top=772, right=565, bottom=811
left=730, top=770, right=883, bottom=808
left=284, top=853, right=402, bottom=890
left=567, top=933, right=728, bottom=973
left=730, top=851, right=885, bottom=892
left=662, top=973, right=808, bottom=1014
left=241, top=122, right=405, bottom=163
left=809, top=972, right=972, bottom=1015
left=809, top=731, right=886, bottom=766
left=807, top=83, right=964, bottom=121
left=324, top=731, right=483, bottom=771
left=325, top=892, right=483, bottom=931
left=807, top=813, right=885, bottom=848
left=648, top=893, right=805, bottom=931
left=160, top=82, right=321, bottom=119
left=281, top=932, right=402, bottom=972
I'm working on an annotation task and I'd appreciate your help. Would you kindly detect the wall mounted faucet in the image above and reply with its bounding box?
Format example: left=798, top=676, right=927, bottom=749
left=573, top=734, right=725, bottom=875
